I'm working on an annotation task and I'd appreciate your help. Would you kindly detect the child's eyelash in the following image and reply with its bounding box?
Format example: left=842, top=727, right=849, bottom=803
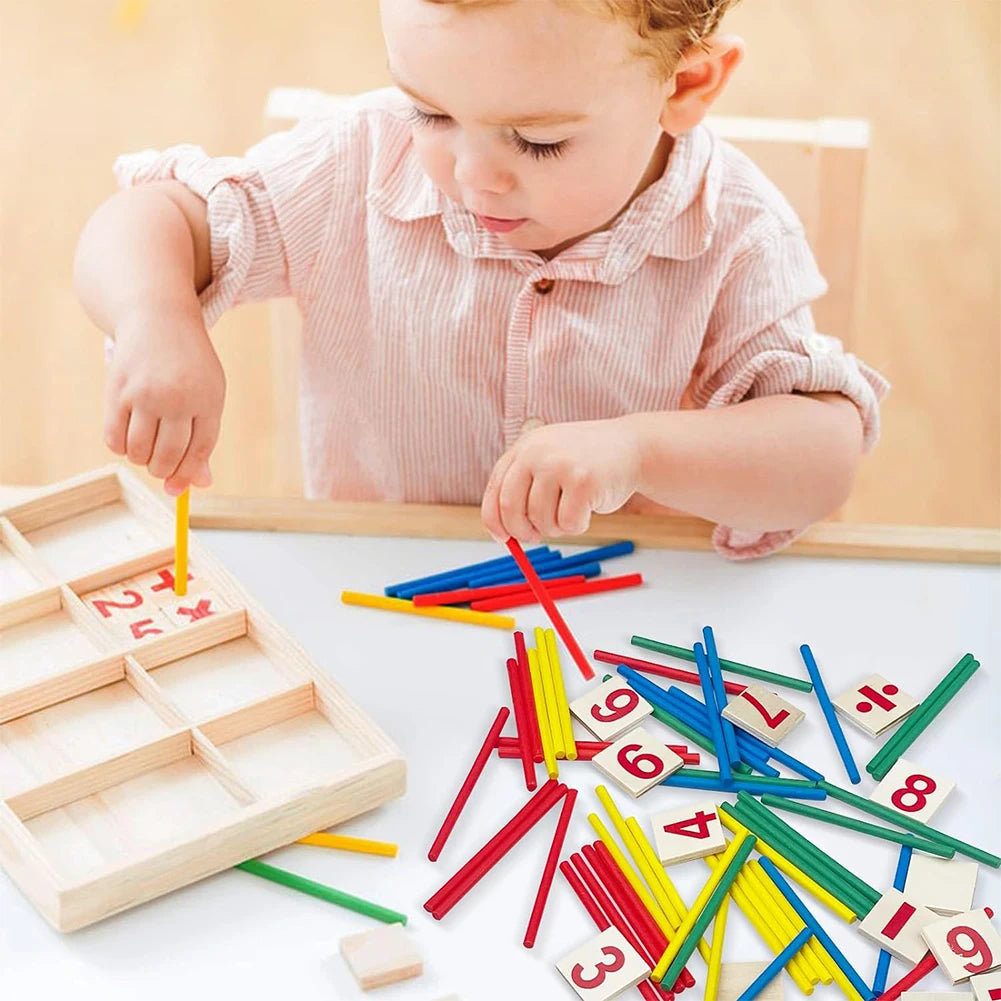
left=406, top=106, right=570, bottom=161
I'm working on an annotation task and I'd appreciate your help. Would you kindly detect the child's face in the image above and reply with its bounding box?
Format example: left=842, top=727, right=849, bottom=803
left=381, top=0, right=674, bottom=258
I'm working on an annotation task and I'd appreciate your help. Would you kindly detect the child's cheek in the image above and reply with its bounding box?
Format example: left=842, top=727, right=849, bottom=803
left=412, top=133, right=455, bottom=196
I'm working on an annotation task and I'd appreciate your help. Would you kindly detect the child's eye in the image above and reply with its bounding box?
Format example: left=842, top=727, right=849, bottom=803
left=407, top=105, right=569, bottom=162
left=407, top=106, right=451, bottom=128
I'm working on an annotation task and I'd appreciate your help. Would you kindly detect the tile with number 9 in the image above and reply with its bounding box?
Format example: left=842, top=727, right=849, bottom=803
left=592, top=726, right=684, bottom=798
left=569, top=678, right=652, bottom=741
left=922, top=910, right=1001, bottom=984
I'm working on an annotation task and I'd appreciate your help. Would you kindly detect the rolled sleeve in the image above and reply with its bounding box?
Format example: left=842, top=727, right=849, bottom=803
left=691, top=226, right=890, bottom=560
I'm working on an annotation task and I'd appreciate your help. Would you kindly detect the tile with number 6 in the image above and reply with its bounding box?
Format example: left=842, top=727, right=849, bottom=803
left=922, top=910, right=1001, bottom=984
left=720, top=683, right=804, bottom=747
left=556, top=926, right=651, bottom=1000
left=832, top=673, right=918, bottom=737
left=592, top=726, right=684, bottom=798
left=569, top=678, right=652, bottom=742
left=859, top=889, right=942, bottom=964
left=871, top=758, right=955, bottom=824
left=651, top=800, right=726, bottom=865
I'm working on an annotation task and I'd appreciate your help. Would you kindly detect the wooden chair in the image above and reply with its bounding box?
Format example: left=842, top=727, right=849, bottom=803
left=262, top=88, right=870, bottom=494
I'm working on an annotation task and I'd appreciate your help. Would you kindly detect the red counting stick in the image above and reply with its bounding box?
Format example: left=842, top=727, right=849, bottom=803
left=515, top=631, right=544, bottom=763
left=425, top=780, right=566, bottom=918
left=471, top=573, right=645, bottom=612
left=506, top=537, right=594, bottom=680
left=495, top=737, right=698, bottom=765
left=428, top=706, right=510, bottom=862
left=524, top=788, right=578, bottom=948
left=506, top=657, right=537, bottom=791
left=413, top=574, right=587, bottom=607
left=593, top=650, right=747, bottom=695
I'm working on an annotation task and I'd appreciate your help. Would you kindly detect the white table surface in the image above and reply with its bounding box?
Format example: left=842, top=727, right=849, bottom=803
left=2, top=530, right=999, bottom=1001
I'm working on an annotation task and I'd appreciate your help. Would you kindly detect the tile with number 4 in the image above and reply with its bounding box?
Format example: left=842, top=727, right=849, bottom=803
left=556, top=926, right=651, bottom=1000
left=162, top=589, right=229, bottom=629
left=570, top=679, right=652, bottom=742
left=832, top=673, right=918, bottom=737
left=871, top=758, right=955, bottom=824
left=858, top=889, right=942, bottom=964
left=922, top=910, right=1001, bottom=985
left=720, top=683, right=804, bottom=747
left=905, top=854, right=978, bottom=917
left=592, top=726, right=684, bottom=798
left=971, top=968, right=1001, bottom=1001
left=651, top=800, right=726, bottom=865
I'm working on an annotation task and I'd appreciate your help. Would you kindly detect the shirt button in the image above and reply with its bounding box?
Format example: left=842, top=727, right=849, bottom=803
left=521, top=416, right=545, bottom=434
left=803, top=332, right=833, bottom=356
left=533, top=278, right=556, bottom=295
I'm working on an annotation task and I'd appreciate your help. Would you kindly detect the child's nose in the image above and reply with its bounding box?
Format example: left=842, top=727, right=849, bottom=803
left=453, top=144, right=513, bottom=195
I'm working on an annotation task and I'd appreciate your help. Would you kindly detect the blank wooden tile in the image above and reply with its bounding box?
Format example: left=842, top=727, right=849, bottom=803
left=161, top=589, right=229, bottom=629
left=651, top=800, right=727, bottom=865
left=922, top=911, right=1001, bottom=984
left=569, top=678, right=652, bottom=741
left=905, top=855, right=978, bottom=916
left=971, top=968, right=1001, bottom=1001
left=721, top=684, right=804, bottom=746
left=717, top=961, right=785, bottom=1001
left=592, top=726, right=684, bottom=798
left=556, top=927, right=651, bottom=1000
left=833, top=673, right=918, bottom=737
left=859, top=889, right=943, bottom=964
left=871, top=758, right=956, bottom=824
left=340, top=924, right=423, bottom=990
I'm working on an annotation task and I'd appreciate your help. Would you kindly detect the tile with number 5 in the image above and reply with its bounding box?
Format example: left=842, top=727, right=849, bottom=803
left=871, top=758, right=955, bottom=824
left=651, top=800, right=726, bottom=865
left=832, top=673, right=918, bottom=737
left=720, top=683, right=804, bottom=747
left=569, top=679, right=652, bottom=742
left=556, top=926, right=651, bottom=1000
left=592, top=726, right=684, bottom=798
left=922, top=910, right=1001, bottom=984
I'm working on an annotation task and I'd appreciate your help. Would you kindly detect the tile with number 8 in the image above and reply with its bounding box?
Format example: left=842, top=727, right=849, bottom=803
left=569, top=679, right=652, bottom=742
left=871, top=758, right=955, bottom=824
left=832, top=673, right=918, bottom=737
left=922, top=910, right=1001, bottom=985
left=556, top=927, right=651, bottom=1000
left=858, top=889, right=942, bottom=964
left=720, top=683, right=804, bottom=747
left=592, top=726, right=684, bottom=798
left=651, top=800, right=726, bottom=865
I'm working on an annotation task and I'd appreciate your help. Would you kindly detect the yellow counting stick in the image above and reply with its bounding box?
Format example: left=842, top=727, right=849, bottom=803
left=705, top=893, right=730, bottom=1001
left=719, top=810, right=857, bottom=924
left=174, top=488, right=190, bottom=596
left=535, top=628, right=565, bottom=760
left=296, top=832, right=398, bottom=858
left=545, top=628, right=577, bottom=760
left=340, top=592, right=514, bottom=630
left=528, top=647, right=558, bottom=779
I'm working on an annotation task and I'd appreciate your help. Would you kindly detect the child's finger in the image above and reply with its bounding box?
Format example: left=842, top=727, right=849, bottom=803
left=527, top=474, right=560, bottom=539
left=147, top=417, right=192, bottom=481
left=556, top=485, right=592, bottom=535
left=480, top=449, right=517, bottom=541
left=125, top=410, right=158, bottom=467
left=171, top=412, right=220, bottom=490
left=497, top=461, right=535, bottom=542
left=103, top=401, right=129, bottom=455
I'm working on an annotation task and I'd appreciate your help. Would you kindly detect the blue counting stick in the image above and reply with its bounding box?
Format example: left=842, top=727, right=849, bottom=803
left=694, top=642, right=732, bottom=783
left=387, top=545, right=553, bottom=597
left=736, top=926, right=813, bottom=1001
left=460, top=551, right=567, bottom=589
left=704, top=626, right=742, bottom=769
left=467, top=540, right=634, bottom=586
left=800, top=643, right=861, bottom=785
left=467, top=559, right=602, bottom=589
left=873, top=846, right=913, bottom=995
left=759, top=858, right=876, bottom=1001
left=662, top=773, right=828, bottom=799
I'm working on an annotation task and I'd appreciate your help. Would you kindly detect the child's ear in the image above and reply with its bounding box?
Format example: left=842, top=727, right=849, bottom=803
left=659, top=34, right=745, bottom=135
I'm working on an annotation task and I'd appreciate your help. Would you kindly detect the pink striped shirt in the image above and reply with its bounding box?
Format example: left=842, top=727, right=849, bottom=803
left=116, top=87, right=888, bottom=558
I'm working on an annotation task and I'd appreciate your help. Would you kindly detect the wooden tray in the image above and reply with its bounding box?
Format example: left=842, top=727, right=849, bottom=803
left=0, top=466, right=405, bottom=931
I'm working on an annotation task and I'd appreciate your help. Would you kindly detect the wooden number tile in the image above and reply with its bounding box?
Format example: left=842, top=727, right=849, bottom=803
left=904, top=855, right=979, bottom=916
left=82, top=580, right=151, bottom=624
left=556, top=926, right=651, bottom=1000
left=971, top=968, right=1001, bottom=1001
left=871, top=758, right=956, bottom=824
left=652, top=800, right=726, bottom=865
left=340, top=924, right=423, bottom=991
left=720, top=683, right=804, bottom=746
left=832, top=673, right=918, bottom=737
left=922, top=911, right=1001, bottom=984
left=592, top=726, right=684, bottom=798
left=129, top=565, right=200, bottom=606
left=859, top=889, right=943, bottom=964
left=161, top=589, right=229, bottom=629
left=716, top=962, right=785, bottom=1001
left=570, top=678, right=652, bottom=741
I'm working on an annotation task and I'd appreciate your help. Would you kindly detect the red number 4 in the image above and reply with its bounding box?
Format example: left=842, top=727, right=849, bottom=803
left=662, top=810, right=717, bottom=840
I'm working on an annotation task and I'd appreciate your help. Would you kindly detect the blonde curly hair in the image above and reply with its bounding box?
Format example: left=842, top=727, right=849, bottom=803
left=424, top=0, right=742, bottom=79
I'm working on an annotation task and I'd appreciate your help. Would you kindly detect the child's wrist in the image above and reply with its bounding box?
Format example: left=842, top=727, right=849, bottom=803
left=615, top=410, right=681, bottom=499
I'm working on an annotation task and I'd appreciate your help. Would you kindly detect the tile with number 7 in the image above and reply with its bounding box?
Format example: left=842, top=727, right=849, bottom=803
left=569, top=678, right=652, bottom=742
left=591, top=726, right=684, bottom=798
left=971, top=967, right=1001, bottom=1001
left=832, top=673, right=918, bottom=737
left=858, top=888, right=941, bottom=964
left=651, top=800, right=726, bottom=865
left=871, top=758, right=956, bottom=824
left=720, top=683, right=804, bottom=747
left=556, top=926, right=651, bottom=1000
left=922, top=910, right=1001, bottom=984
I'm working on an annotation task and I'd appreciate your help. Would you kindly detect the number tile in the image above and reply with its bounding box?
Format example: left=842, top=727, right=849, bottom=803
left=832, top=673, right=919, bottom=737
left=591, top=726, right=684, bottom=798
left=970, top=968, right=1001, bottom=1001
left=871, top=758, right=955, bottom=824
left=340, top=924, right=423, bottom=990
left=922, top=911, right=1001, bottom=985
left=651, top=800, right=727, bottom=865
left=569, top=679, right=652, bottom=742
left=556, top=927, right=651, bottom=1000
left=161, top=589, right=229, bottom=629
left=720, top=683, right=804, bottom=746
left=858, top=889, right=943, bottom=964
left=904, top=855, right=978, bottom=917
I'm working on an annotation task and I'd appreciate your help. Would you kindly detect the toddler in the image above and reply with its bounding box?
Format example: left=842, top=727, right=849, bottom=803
left=74, top=0, right=888, bottom=559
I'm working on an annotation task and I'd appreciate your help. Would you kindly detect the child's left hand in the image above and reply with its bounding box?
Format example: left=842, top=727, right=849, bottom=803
left=480, top=418, right=642, bottom=542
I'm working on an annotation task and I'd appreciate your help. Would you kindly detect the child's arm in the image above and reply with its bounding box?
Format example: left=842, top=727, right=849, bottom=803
left=74, top=181, right=224, bottom=496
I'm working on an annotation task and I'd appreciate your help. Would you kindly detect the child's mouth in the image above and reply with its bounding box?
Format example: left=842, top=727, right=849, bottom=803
left=475, top=214, right=528, bottom=234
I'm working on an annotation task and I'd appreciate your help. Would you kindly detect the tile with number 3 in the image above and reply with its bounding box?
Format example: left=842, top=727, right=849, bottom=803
left=871, top=758, right=955, bottom=824
left=832, top=673, right=918, bottom=737
left=556, top=927, right=651, bottom=1000
left=570, top=679, right=652, bottom=742
left=651, top=800, right=726, bottom=865
left=922, top=910, right=1001, bottom=984
left=859, top=889, right=942, bottom=964
left=720, top=683, right=804, bottom=747
left=592, top=726, right=684, bottom=798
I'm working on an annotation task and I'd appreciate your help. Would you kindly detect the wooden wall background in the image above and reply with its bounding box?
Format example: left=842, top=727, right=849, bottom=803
left=1, top=1, right=998, bottom=528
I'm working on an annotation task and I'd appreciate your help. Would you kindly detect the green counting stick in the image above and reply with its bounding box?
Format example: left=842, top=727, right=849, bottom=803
left=759, top=793, right=954, bottom=858
left=820, top=781, right=1001, bottom=869
left=235, top=858, right=407, bottom=924
left=631, top=635, right=814, bottom=693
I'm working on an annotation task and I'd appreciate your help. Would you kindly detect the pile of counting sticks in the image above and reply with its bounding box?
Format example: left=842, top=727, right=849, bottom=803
left=416, top=544, right=998, bottom=1001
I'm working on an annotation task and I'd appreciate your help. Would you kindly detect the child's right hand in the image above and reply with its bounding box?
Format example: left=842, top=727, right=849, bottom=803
left=104, top=303, right=226, bottom=497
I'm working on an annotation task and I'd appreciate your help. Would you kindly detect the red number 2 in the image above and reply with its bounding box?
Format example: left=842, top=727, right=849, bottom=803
left=572, top=945, right=626, bottom=989
left=739, top=691, right=790, bottom=729
left=91, top=590, right=143, bottom=618
left=592, top=688, right=639, bottom=723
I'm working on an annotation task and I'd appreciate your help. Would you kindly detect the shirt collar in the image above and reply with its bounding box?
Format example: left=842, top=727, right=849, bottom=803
left=368, top=118, right=721, bottom=284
